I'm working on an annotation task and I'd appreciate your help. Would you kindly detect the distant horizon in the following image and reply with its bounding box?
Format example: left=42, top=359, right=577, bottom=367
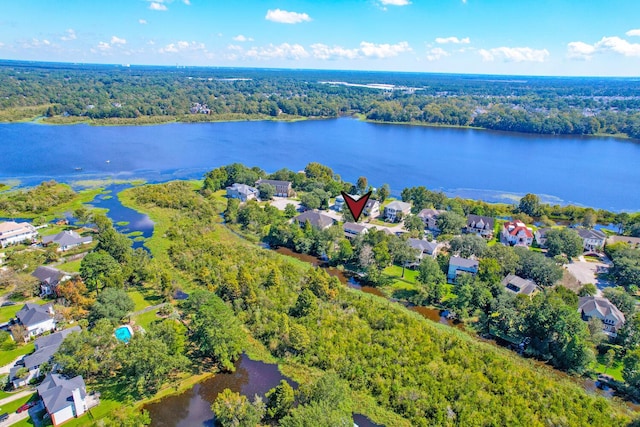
left=1, top=1, right=640, bottom=77
left=2, top=58, right=639, bottom=80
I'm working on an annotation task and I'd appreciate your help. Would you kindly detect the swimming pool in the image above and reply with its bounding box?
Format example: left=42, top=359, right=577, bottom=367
left=114, top=325, right=133, bottom=343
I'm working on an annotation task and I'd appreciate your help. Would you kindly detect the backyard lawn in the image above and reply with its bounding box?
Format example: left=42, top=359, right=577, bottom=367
left=0, top=303, right=21, bottom=324
left=0, top=342, right=35, bottom=366
left=57, top=259, right=82, bottom=273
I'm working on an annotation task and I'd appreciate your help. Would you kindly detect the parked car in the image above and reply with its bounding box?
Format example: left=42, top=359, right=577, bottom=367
left=0, top=412, right=9, bottom=421
left=16, top=401, right=36, bottom=413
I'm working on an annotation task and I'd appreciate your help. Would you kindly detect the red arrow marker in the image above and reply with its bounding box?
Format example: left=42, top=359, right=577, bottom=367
left=341, top=191, right=372, bottom=223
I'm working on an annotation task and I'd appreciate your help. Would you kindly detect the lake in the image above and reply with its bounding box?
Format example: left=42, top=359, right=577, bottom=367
left=1, top=119, right=639, bottom=211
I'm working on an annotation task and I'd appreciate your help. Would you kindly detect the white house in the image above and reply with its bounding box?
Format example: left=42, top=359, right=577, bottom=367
left=364, top=199, right=381, bottom=218
left=42, top=230, right=92, bottom=252
left=501, top=221, right=534, bottom=246
left=226, top=183, right=259, bottom=202
left=384, top=201, right=411, bottom=222
left=0, top=221, right=38, bottom=248
left=334, top=195, right=345, bottom=211
left=407, top=238, right=443, bottom=261
left=32, top=266, right=71, bottom=297
left=15, top=303, right=56, bottom=339
left=578, top=296, right=626, bottom=337
left=37, top=373, right=93, bottom=426
left=575, top=228, right=607, bottom=252
left=343, top=222, right=368, bottom=239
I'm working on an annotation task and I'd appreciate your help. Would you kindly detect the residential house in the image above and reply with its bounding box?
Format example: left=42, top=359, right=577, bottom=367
left=418, top=209, right=444, bottom=232
left=607, top=235, right=640, bottom=248
left=37, top=373, right=94, bottom=426
left=294, top=211, right=335, bottom=230
left=15, top=303, right=56, bottom=339
left=9, top=326, right=81, bottom=388
left=501, top=221, right=534, bottom=246
left=534, top=228, right=551, bottom=248
left=575, top=228, right=607, bottom=252
left=343, top=222, right=368, bottom=239
left=255, top=179, right=293, bottom=197
left=501, top=274, right=540, bottom=297
left=465, top=215, right=495, bottom=239
left=578, top=296, right=626, bottom=337
left=384, top=201, right=411, bottom=222
left=32, top=266, right=71, bottom=297
left=334, top=195, right=345, bottom=211
left=226, top=183, right=259, bottom=202
left=447, top=256, right=479, bottom=283
left=42, top=230, right=93, bottom=252
left=408, top=238, right=443, bottom=262
left=364, top=199, right=381, bottom=218
left=0, top=221, right=38, bottom=248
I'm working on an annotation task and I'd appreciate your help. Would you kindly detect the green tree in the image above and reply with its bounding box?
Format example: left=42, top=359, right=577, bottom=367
left=545, top=228, right=584, bottom=259
left=258, top=183, right=276, bottom=200
left=450, top=234, right=487, bottom=258
left=283, top=203, right=297, bottom=219
left=623, top=348, right=640, bottom=397
left=356, top=176, right=368, bottom=194
left=89, top=288, right=135, bottom=324
left=265, top=380, right=295, bottom=420
left=518, top=193, right=541, bottom=217
left=290, top=289, right=318, bottom=318
left=80, top=250, right=123, bottom=294
left=211, top=388, right=265, bottom=427
left=377, top=183, right=390, bottom=203
left=404, top=214, right=425, bottom=237
left=603, top=287, right=636, bottom=317
left=148, top=319, right=187, bottom=356
left=436, top=211, right=466, bottom=235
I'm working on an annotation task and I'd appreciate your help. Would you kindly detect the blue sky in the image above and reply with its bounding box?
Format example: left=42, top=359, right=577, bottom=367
left=0, top=0, right=639, bottom=76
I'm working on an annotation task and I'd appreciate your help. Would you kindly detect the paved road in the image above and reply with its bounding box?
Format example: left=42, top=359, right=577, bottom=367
left=2, top=401, right=43, bottom=427
left=565, top=255, right=612, bottom=296
left=129, top=303, right=165, bottom=317
left=0, top=390, right=33, bottom=407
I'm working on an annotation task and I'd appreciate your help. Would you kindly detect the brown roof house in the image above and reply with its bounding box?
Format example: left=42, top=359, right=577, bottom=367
left=578, top=296, right=626, bottom=338
left=501, top=274, right=539, bottom=297
left=256, top=179, right=293, bottom=197
left=294, top=211, right=335, bottom=230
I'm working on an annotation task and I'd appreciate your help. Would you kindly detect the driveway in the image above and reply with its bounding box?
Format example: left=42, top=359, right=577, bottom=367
left=268, top=197, right=301, bottom=211
left=566, top=256, right=612, bottom=295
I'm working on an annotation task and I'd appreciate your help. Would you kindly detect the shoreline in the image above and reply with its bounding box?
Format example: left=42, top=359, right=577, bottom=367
left=0, top=112, right=637, bottom=142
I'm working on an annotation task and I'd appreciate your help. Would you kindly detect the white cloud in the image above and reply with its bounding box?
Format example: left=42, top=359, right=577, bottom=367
left=379, top=0, right=411, bottom=5
left=149, top=2, right=168, bottom=11
left=60, top=29, right=76, bottom=41
left=183, top=0, right=190, bottom=4
left=567, top=36, right=640, bottom=59
left=435, top=36, right=470, bottom=44
left=311, top=43, right=360, bottom=60
left=0, top=42, right=4, bottom=47
left=21, top=38, right=53, bottom=49
left=110, top=36, right=126, bottom=45
left=246, top=43, right=309, bottom=60
left=626, top=29, right=640, bottom=37
left=233, top=35, right=253, bottom=42
left=478, top=46, right=549, bottom=62
left=427, top=47, right=449, bottom=61
left=265, top=9, right=311, bottom=24
left=360, top=41, right=411, bottom=58
left=159, top=40, right=208, bottom=55
left=139, top=19, right=148, bottom=24
left=97, top=41, right=111, bottom=51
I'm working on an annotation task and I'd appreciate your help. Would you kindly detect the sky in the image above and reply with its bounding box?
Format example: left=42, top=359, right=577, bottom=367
left=0, top=0, right=639, bottom=76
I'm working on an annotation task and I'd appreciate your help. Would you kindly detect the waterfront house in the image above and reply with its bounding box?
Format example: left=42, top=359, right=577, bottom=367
left=465, top=215, right=495, bottom=238
left=32, top=266, right=71, bottom=297
left=334, top=195, right=345, bottom=211
left=501, top=221, right=534, bottom=246
left=226, top=183, right=259, bottom=202
left=343, top=222, right=368, bottom=239
left=37, top=373, right=95, bottom=426
left=408, top=238, right=442, bottom=261
left=418, top=209, right=444, bottom=231
left=255, top=179, right=293, bottom=197
left=42, top=230, right=93, bottom=252
left=575, top=228, right=607, bottom=252
left=15, top=303, right=56, bottom=339
left=364, top=199, right=381, bottom=218
left=384, top=201, right=411, bottom=222
left=0, top=221, right=38, bottom=248
left=501, top=274, right=539, bottom=297
left=294, top=211, right=335, bottom=230
left=447, top=256, right=479, bottom=283
left=9, top=326, right=81, bottom=388
left=578, top=296, right=625, bottom=338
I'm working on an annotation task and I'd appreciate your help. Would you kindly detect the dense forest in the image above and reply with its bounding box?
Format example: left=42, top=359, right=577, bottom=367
left=1, top=60, right=640, bottom=139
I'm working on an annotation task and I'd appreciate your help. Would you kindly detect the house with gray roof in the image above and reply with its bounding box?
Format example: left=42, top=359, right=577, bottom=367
left=226, top=183, right=259, bottom=202
left=15, top=302, right=56, bottom=339
left=447, top=256, right=479, bottom=283
left=9, top=326, right=81, bottom=388
left=32, top=266, right=72, bottom=297
left=408, top=238, right=443, bottom=262
left=607, top=235, right=640, bottom=248
left=578, top=296, right=625, bottom=337
left=575, top=228, right=607, bottom=252
left=384, top=201, right=411, bottom=222
left=465, top=215, right=495, bottom=239
left=255, top=179, right=293, bottom=197
left=502, top=274, right=540, bottom=297
left=534, top=227, right=552, bottom=248
left=294, top=211, right=335, bottom=230
left=418, top=209, right=444, bottom=231
left=37, top=373, right=92, bottom=426
left=42, top=230, right=93, bottom=252
left=343, top=222, right=368, bottom=239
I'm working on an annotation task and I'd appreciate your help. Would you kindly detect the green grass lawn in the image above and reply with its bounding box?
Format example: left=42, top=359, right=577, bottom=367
left=131, top=310, right=160, bottom=331
left=0, top=304, right=21, bottom=323
left=0, top=392, right=36, bottom=414
left=383, top=265, right=418, bottom=283
left=592, top=355, right=624, bottom=382
left=0, top=342, right=35, bottom=366
left=57, top=259, right=82, bottom=273
left=126, top=289, right=158, bottom=312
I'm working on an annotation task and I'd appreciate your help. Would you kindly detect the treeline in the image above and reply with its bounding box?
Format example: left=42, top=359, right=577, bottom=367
left=122, top=181, right=635, bottom=426
left=0, top=180, right=75, bottom=214
left=2, top=62, right=640, bottom=139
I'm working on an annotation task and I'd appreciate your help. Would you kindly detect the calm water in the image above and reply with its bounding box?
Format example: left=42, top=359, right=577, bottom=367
left=1, top=119, right=639, bottom=211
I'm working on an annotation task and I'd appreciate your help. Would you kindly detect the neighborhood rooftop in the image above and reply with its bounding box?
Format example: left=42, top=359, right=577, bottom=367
left=42, top=230, right=92, bottom=248
left=16, top=302, right=54, bottom=328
